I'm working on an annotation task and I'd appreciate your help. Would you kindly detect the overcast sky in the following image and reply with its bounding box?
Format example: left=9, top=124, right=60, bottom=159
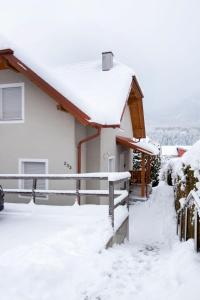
left=0, top=0, right=200, bottom=128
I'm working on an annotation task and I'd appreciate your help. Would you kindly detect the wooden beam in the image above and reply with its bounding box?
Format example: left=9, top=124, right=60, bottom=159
left=141, top=153, right=145, bottom=197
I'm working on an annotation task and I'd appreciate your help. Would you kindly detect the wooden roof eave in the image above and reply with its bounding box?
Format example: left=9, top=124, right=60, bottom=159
left=120, top=76, right=146, bottom=139
left=116, top=136, right=155, bottom=156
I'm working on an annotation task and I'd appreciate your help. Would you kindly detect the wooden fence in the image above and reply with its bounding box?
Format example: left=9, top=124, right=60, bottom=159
left=0, top=173, right=130, bottom=229
left=177, top=190, right=200, bottom=252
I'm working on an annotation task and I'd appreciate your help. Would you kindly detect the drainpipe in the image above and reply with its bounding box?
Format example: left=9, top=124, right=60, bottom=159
left=76, top=127, right=101, bottom=204
left=77, top=127, right=101, bottom=173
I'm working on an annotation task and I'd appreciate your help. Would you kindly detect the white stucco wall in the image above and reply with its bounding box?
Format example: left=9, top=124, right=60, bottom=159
left=99, top=105, right=133, bottom=204
left=0, top=69, right=77, bottom=205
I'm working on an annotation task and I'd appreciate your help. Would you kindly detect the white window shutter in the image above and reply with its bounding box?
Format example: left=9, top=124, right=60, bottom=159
left=1, top=87, right=22, bottom=121
left=23, top=162, right=46, bottom=190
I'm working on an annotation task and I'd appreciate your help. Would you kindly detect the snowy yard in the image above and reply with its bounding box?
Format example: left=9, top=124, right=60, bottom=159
left=0, top=182, right=200, bottom=300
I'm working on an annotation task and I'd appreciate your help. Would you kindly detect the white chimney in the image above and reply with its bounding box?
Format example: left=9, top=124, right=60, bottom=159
left=102, top=51, right=114, bottom=71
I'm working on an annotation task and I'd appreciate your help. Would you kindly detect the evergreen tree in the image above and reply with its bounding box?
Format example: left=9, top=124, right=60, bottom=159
left=132, top=150, right=161, bottom=187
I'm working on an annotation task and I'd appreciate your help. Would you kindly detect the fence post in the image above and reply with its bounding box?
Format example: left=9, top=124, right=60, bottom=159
left=76, top=179, right=81, bottom=205
left=194, top=208, right=200, bottom=252
left=32, top=178, right=37, bottom=204
left=109, top=181, right=114, bottom=229
left=184, top=206, right=188, bottom=241
left=125, top=179, right=130, bottom=211
left=179, top=211, right=183, bottom=241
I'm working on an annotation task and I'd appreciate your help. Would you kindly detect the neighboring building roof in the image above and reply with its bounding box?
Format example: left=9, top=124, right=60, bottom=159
left=0, top=38, right=146, bottom=137
left=161, top=146, right=191, bottom=156
left=116, top=136, right=159, bottom=156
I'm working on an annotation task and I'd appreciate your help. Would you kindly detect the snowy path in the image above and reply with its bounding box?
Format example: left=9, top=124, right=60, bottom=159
left=1, top=182, right=200, bottom=300
left=76, top=182, right=200, bottom=300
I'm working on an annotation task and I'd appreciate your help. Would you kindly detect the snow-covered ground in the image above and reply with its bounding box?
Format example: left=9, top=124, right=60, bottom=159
left=1, top=182, right=200, bottom=300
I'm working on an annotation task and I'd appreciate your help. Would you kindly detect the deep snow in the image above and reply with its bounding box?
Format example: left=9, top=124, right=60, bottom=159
left=0, top=182, right=200, bottom=300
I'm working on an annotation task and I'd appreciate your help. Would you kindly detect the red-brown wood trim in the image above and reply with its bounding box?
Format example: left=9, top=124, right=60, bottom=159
left=141, top=153, right=145, bottom=197
left=116, top=136, right=154, bottom=156
left=132, top=75, right=144, bottom=98
left=0, top=49, right=14, bottom=55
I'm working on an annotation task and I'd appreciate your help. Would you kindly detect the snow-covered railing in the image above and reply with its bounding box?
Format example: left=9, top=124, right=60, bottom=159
left=177, top=190, right=200, bottom=252
left=0, top=172, right=130, bottom=228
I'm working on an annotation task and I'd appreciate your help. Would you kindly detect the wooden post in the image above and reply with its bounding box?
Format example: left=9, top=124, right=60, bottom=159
left=179, top=211, right=183, bottom=241
left=32, top=178, right=37, bottom=204
left=141, top=153, right=145, bottom=198
left=184, top=207, right=188, bottom=241
left=76, top=179, right=81, bottom=205
left=109, top=181, right=114, bottom=228
left=125, top=179, right=130, bottom=211
left=194, top=208, right=200, bottom=252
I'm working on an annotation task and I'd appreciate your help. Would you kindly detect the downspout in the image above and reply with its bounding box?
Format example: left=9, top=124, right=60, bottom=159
left=77, top=126, right=101, bottom=173
left=76, top=126, right=101, bottom=205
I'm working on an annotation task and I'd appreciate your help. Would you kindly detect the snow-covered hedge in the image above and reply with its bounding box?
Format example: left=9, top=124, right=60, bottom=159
left=161, top=140, right=200, bottom=210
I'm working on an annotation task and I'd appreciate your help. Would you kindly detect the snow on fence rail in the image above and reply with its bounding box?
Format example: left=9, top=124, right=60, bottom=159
left=177, top=190, right=200, bottom=252
left=0, top=172, right=130, bottom=229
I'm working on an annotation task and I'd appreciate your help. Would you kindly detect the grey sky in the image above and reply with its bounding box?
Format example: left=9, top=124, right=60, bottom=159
left=0, top=0, right=200, bottom=128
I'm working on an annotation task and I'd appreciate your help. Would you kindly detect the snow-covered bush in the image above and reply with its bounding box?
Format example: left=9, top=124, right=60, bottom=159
left=133, top=151, right=161, bottom=187
left=162, top=140, right=200, bottom=211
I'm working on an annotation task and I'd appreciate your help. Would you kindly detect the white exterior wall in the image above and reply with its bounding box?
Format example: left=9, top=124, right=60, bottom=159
left=99, top=105, right=133, bottom=204
left=0, top=70, right=77, bottom=205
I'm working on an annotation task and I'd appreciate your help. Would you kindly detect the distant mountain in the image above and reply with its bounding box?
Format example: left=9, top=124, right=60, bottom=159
left=147, top=127, right=200, bottom=146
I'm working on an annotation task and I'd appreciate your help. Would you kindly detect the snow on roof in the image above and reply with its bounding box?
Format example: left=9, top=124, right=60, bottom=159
left=162, top=141, right=200, bottom=183
left=135, top=138, right=160, bottom=156
left=161, top=146, right=191, bottom=156
left=116, top=136, right=159, bottom=155
left=49, top=61, right=133, bottom=125
left=0, top=35, right=134, bottom=125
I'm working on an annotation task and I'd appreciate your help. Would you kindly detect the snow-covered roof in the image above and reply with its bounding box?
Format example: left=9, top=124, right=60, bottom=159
left=161, top=146, right=191, bottom=156
left=0, top=36, right=134, bottom=125
left=135, top=138, right=160, bottom=155
left=116, top=136, right=159, bottom=155
left=50, top=61, right=133, bottom=125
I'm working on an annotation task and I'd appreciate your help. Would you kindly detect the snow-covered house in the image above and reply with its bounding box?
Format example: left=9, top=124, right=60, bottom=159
left=0, top=47, right=152, bottom=204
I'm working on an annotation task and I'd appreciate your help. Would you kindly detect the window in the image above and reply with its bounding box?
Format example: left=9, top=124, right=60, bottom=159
left=19, top=159, right=48, bottom=196
left=0, top=83, right=24, bottom=122
left=108, top=156, right=115, bottom=172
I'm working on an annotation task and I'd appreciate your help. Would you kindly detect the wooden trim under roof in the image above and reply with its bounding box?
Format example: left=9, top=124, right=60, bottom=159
left=121, top=76, right=146, bottom=139
left=116, top=136, right=155, bottom=156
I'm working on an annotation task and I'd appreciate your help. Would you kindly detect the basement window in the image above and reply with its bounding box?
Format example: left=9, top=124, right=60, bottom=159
left=0, top=83, right=24, bottom=123
left=19, top=159, right=48, bottom=198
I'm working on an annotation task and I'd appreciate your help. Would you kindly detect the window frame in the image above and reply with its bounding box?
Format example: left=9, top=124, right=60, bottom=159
left=0, top=82, right=25, bottom=124
left=108, top=156, right=115, bottom=172
left=18, top=158, right=48, bottom=199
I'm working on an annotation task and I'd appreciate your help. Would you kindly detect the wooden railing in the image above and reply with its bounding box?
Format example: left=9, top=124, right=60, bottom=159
left=0, top=172, right=130, bottom=229
left=177, top=190, right=200, bottom=252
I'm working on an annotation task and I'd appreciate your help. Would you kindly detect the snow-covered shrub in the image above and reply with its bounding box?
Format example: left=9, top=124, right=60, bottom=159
left=133, top=150, right=161, bottom=187
left=162, top=140, right=200, bottom=211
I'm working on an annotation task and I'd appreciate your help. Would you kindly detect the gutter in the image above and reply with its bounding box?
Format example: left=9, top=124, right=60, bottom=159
left=77, top=127, right=101, bottom=173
